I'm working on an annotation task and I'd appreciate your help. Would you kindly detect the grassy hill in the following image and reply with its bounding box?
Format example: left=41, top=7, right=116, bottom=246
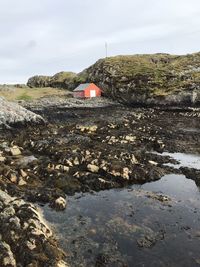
left=26, top=52, right=200, bottom=106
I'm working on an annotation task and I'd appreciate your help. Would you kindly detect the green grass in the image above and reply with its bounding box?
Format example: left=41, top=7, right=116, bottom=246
left=0, top=86, right=71, bottom=101
left=16, top=93, right=33, bottom=101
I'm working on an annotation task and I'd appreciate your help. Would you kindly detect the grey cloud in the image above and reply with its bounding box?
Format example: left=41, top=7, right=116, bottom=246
left=0, top=0, right=200, bottom=83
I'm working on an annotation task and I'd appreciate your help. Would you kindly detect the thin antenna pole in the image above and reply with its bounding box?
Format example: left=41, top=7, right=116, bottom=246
left=105, top=42, right=108, bottom=58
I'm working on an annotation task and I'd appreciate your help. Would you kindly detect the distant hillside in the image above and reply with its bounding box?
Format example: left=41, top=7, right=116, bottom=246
left=27, top=72, right=76, bottom=89
left=27, top=52, right=200, bottom=106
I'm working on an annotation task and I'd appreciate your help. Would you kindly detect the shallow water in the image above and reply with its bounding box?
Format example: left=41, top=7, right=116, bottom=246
left=157, top=152, right=200, bottom=170
left=142, top=174, right=200, bottom=204
left=43, top=172, right=200, bottom=267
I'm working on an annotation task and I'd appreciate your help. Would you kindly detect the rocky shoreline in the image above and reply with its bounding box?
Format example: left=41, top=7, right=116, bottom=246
left=0, top=98, right=200, bottom=266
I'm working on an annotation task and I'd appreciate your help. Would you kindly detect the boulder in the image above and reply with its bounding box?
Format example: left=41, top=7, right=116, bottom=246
left=51, top=197, right=67, bottom=211
left=27, top=75, right=51, bottom=88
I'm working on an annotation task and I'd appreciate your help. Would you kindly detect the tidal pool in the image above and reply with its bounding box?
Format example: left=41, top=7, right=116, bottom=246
left=161, top=152, right=200, bottom=170
left=42, top=172, right=200, bottom=267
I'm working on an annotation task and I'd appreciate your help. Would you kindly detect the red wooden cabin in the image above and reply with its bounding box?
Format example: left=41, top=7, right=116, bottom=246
left=73, top=83, right=102, bottom=98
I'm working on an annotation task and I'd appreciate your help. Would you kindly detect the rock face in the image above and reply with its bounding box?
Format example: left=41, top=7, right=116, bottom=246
left=0, top=97, right=44, bottom=127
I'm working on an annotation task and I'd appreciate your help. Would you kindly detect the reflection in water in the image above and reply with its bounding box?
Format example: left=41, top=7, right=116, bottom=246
left=142, top=174, right=200, bottom=203
left=161, top=152, right=200, bottom=170
left=42, top=174, right=200, bottom=267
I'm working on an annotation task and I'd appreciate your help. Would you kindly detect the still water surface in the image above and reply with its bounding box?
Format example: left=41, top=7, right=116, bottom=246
left=42, top=154, right=200, bottom=267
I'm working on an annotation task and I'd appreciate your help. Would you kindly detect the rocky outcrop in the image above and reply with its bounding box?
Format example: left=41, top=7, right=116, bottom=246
left=0, top=190, right=67, bottom=267
left=0, top=97, right=44, bottom=128
left=50, top=72, right=76, bottom=89
left=27, top=72, right=76, bottom=89
left=27, top=75, right=52, bottom=88
left=74, top=53, right=200, bottom=106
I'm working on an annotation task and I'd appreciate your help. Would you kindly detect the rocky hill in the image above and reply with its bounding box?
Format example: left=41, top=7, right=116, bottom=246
left=78, top=53, right=200, bottom=106
left=27, top=52, right=200, bottom=106
left=27, top=72, right=76, bottom=89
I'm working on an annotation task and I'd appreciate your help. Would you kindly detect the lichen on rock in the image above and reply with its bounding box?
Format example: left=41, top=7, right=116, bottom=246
left=0, top=189, right=68, bottom=267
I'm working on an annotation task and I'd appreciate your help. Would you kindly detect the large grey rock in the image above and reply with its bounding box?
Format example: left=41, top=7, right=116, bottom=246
left=27, top=72, right=76, bottom=89
left=0, top=97, right=44, bottom=127
left=27, top=75, right=51, bottom=88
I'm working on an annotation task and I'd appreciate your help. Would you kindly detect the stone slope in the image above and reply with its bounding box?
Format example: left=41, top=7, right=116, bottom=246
left=0, top=97, right=44, bottom=127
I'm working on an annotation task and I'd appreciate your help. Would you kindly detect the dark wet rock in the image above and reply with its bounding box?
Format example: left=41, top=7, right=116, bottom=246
left=153, top=139, right=165, bottom=153
left=1, top=106, right=200, bottom=200
left=146, top=166, right=167, bottom=182
left=95, top=253, right=127, bottom=267
left=180, top=167, right=200, bottom=185
left=146, top=192, right=171, bottom=203
left=25, top=187, right=66, bottom=206
left=137, top=230, right=165, bottom=248
left=15, top=155, right=38, bottom=168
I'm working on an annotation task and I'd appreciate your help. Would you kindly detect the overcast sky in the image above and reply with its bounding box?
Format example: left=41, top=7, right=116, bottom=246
left=0, top=0, right=200, bottom=83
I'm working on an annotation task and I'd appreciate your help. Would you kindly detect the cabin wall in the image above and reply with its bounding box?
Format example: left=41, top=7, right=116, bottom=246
left=73, top=91, right=85, bottom=98
left=84, top=83, right=102, bottom=98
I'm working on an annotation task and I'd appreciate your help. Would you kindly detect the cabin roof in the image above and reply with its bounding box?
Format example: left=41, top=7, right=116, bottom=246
left=73, top=83, right=91, bottom=92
